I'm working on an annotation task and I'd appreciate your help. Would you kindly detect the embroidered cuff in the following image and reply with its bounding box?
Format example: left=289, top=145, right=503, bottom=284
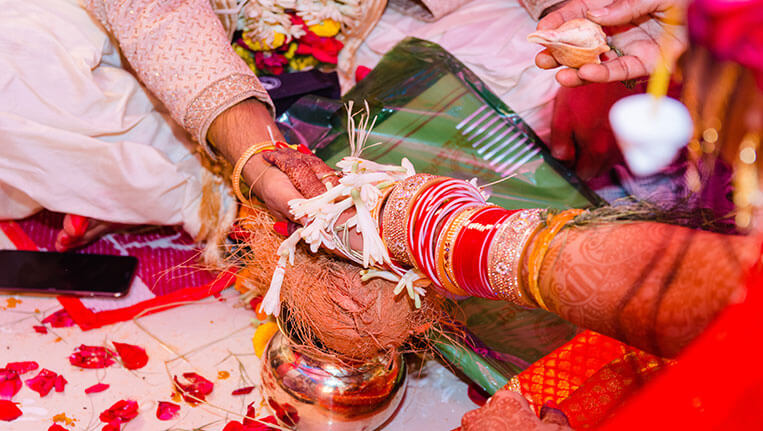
left=184, top=74, right=275, bottom=159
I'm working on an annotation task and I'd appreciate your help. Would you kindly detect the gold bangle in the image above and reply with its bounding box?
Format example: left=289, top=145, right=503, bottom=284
left=436, top=206, right=481, bottom=297
left=231, top=141, right=276, bottom=204
left=525, top=209, right=584, bottom=310
left=319, top=171, right=340, bottom=182
left=382, top=174, right=439, bottom=265
left=487, top=209, right=543, bottom=306
left=372, top=182, right=397, bottom=230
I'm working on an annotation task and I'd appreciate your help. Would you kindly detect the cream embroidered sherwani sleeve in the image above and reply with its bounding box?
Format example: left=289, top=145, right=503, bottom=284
left=83, top=0, right=274, bottom=156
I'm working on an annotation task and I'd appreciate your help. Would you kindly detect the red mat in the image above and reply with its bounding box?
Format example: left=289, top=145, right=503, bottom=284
left=0, top=211, right=234, bottom=329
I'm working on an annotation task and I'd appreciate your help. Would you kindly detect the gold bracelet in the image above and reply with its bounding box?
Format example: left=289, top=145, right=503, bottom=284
left=381, top=174, right=438, bottom=265
left=525, top=208, right=584, bottom=310
left=371, top=182, right=397, bottom=229
left=231, top=141, right=276, bottom=204
left=487, top=209, right=543, bottom=306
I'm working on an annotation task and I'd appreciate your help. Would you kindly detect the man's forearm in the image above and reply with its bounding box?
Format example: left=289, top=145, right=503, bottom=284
left=208, top=99, right=284, bottom=192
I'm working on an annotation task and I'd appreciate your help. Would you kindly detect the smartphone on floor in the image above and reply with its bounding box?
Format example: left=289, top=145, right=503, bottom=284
left=0, top=250, right=137, bottom=297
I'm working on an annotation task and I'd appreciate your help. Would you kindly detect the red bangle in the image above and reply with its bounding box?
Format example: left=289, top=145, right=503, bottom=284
left=408, top=179, right=486, bottom=287
left=452, top=206, right=510, bottom=297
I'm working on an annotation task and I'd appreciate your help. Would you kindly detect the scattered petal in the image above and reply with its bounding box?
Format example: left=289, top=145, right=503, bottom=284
left=41, top=309, right=75, bottom=328
left=34, top=325, right=48, bottom=334
left=223, top=421, right=244, bottom=431
left=249, top=297, right=268, bottom=321
left=99, top=399, right=138, bottom=429
left=69, top=345, right=115, bottom=369
left=112, top=342, right=148, bottom=370
left=156, top=401, right=180, bottom=421
left=25, top=369, right=62, bottom=397
left=0, top=400, right=22, bottom=421
left=54, top=375, right=67, bottom=393
left=85, top=383, right=110, bottom=394
left=267, top=399, right=299, bottom=427
left=48, top=425, right=68, bottom=431
left=231, top=386, right=255, bottom=396
left=242, top=402, right=257, bottom=427
left=173, top=373, right=214, bottom=404
left=217, top=371, right=230, bottom=380
left=0, top=369, right=21, bottom=400
left=245, top=415, right=279, bottom=431
left=6, top=361, right=39, bottom=375
left=253, top=322, right=279, bottom=358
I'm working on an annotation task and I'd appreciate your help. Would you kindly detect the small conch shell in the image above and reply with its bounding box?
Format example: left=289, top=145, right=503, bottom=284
left=527, top=18, right=610, bottom=68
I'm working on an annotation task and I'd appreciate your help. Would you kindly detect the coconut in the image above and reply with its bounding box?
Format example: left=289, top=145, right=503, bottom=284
left=234, top=206, right=437, bottom=361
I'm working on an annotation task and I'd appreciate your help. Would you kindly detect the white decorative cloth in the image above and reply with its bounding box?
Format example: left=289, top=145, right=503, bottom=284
left=0, top=0, right=270, bottom=241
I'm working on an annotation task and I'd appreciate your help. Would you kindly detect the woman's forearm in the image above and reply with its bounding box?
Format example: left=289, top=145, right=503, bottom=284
left=534, top=221, right=758, bottom=357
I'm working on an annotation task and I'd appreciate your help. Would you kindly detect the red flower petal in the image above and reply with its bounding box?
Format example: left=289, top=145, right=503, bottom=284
left=85, top=383, right=109, bottom=394
left=41, top=309, right=75, bottom=328
left=69, top=345, right=115, bottom=369
left=48, top=424, right=68, bottom=431
left=99, top=399, right=139, bottom=425
left=156, top=401, right=180, bottom=421
left=0, top=369, right=21, bottom=400
left=173, top=372, right=213, bottom=404
left=54, top=375, right=67, bottom=393
left=242, top=402, right=257, bottom=427
left=246, top=415, right=279, bottom=431
left=25, top=369, right=59, bottom=397
left=0, top=400, right=22, bottom=421
left=112, top=342, right=148, bottom=370
left=231, top=386, right=255, bottom=396
left=267, top=399, right=299, bottom=426
left=6, top=361, right=39, bottom=375
left=34, top=325, right=48, bottom=334
left=223, top=421, right=244, bottom=431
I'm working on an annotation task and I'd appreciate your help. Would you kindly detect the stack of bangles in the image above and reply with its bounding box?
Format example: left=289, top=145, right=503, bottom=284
left=373, top=173, right=584, bottom=310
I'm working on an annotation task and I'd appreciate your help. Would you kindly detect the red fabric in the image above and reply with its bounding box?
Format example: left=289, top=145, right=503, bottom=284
left=1, top=211, right=234, bottom=329
left=57, top=272, right=233, bottom=330
left=599, top=245, right=763, bottom=430
left=516, top=331, right=629, bottom=413
left=0, top=220, right=38, bottom=251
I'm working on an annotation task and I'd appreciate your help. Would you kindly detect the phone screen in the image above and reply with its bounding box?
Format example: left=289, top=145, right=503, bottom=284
left=0, top=250, right=137, bottom=297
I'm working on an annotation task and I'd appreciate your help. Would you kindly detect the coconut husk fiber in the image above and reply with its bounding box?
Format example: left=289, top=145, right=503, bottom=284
left=234, top=206, right=439, bottom=362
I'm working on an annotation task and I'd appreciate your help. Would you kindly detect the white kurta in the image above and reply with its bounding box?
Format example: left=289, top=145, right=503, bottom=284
left=0, top=0, right=235, bottom=239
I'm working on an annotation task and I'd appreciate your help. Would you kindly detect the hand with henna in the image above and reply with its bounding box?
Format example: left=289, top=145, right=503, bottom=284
left=460, top=389, right=570, bottom=431
left=208, top=99, right=339, bottom=223
left=262, top=147, right=340, bottom=199
left=264, top=147, right=366, bottom=251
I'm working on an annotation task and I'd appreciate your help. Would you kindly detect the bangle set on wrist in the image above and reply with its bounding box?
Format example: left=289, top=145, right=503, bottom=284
left=240, top=145, right=583, bottom=306
left=370, top=175, right=583, bottom=307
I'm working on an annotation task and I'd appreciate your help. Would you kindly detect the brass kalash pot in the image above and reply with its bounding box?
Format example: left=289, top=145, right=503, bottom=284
left=261, top=313, right=407, bottom=430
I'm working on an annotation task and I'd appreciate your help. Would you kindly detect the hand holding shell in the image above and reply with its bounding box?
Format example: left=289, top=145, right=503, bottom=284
left=527, top=18, right=610, bottom=69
